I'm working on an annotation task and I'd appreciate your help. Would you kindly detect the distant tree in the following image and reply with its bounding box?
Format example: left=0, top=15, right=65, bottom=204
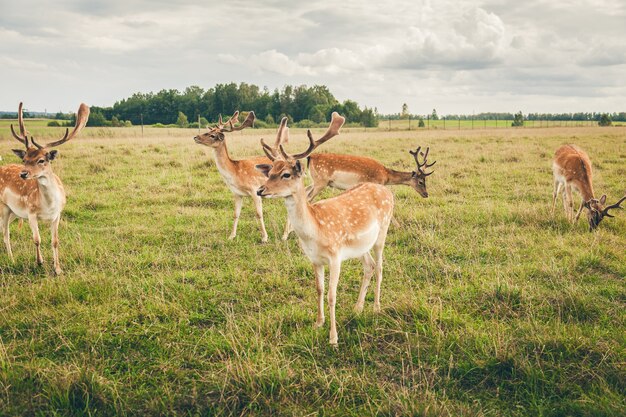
left=418, top=117, right=425, bottom=128
left=511, top=111, right=524, bottom=127
left=199, top=117, right=209, bottom=128
left=431, top=108, right=439, bottom=120
left=176, top=111, right=189, bottom=127
left=47, top=120, right=61, bottom=127
left=400, top=103, right=409, bottom=119
left=360, top=107, right=379, bottom=127
left=598, top=113, right=612, bottom=126
left=111, top=116, right=124, bottom=127
left=86, top=111, right=108, bottom=127
left=264, top=114, right=275, bottom=125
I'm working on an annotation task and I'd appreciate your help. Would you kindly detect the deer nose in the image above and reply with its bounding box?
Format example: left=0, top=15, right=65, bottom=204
left=256, top=187, right=265, bottom=197
left=19, top=171, right=28, bottom=179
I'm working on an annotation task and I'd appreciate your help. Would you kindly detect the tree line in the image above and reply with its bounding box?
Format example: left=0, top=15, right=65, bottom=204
left=64, top=83, right=378, bottom=128
left=388, top=107, right=626, bottom=123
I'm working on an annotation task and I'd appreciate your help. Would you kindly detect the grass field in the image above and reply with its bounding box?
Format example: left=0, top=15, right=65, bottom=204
left=0, top=124, right=624, bottom=416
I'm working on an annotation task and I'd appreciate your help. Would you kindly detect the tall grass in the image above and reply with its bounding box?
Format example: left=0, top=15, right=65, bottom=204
left=0, top=126, right=624, bottom=416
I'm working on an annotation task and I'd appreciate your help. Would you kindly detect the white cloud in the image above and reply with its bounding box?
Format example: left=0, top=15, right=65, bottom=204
left=0, top=0, right=625, bottom=113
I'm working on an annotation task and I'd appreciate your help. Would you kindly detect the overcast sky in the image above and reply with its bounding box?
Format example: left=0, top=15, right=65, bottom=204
left=1, top=0, right=625, bottom=115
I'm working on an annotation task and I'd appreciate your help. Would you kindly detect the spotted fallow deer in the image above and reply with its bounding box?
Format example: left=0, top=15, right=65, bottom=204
left=256, top=113, right=394, bottom=345
left=193, top=111, right=288, bottom=242
left=275, top=146, right=436, bottom=240
left=552, top=144, right=624, bottom=231
left=1, top=102, right=90, bottom=274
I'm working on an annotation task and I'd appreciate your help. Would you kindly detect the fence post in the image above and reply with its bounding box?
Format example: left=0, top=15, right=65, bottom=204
left=140, top=113, right=144, bottom=138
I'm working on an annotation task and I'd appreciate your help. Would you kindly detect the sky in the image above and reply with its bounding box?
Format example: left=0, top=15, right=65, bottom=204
left=1, top=0, right=625, bottom=115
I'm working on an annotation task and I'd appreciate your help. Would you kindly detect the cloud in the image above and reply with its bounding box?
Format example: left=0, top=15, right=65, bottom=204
left=0, top=0, right=625, bottom=113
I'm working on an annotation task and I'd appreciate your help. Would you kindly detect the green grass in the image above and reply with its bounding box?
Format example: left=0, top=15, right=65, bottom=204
left=0, top=126, right=624, bottom=416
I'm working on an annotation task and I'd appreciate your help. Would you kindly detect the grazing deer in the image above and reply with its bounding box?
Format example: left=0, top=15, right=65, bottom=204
left=552, top=144, right=625, bottom=231
left=277, top=146, right=436, bottom=240
left=194, top=111, right=287, bottom=242
left=1, top=102, right=90, bottom=274
left=256, top=113, right=394, bottom=345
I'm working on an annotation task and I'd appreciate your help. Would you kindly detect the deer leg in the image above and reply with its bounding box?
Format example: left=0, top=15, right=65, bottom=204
left=27, top=214, right=43, bottom=266
left=281, top=217, right=292, bottom=241
left=565, top=185, right=574, bottom=222
left=229, top=195, right=243, bottom=240
left=372, top=222, right=390, bottom=313
left=313, top=263, right=325, bottom=327
left=355, top=253, right=375, bottom=313
left=252, top=194, right=268, bottom=243
left=574, top=199, right=585, bottom=223
left=1, top=206, right=14, bottom=262
left=50, top=216, right=62, bottom=275
left=552, top=180, right=562, bottom=215
left=307, top=182, right=328, bottom=201
left=328, top=258, right=342, bottom=345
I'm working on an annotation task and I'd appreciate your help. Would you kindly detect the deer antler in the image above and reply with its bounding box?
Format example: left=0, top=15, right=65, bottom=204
left=39, top=103, right=90, bottom=148
left=602, top=195, right=626, bottom=217
left=10, top=102, right=29, bottom=148
left=260, top=117, right=289, bottom=161
left=279, top=112, right=345, bottom=160
left=409, top=146, right=436, bottom=176
left=218, top=111, right=255, bottom=133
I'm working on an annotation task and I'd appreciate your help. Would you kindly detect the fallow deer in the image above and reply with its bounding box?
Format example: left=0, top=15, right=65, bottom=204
left=194, top=111, right=287, bottom=242
left=278, top=146, right=436, bottom=240
left=552, top=144, right=624, bottom=231
left=1, top=102, right=90, bottom=274
left=256, top=113, right=394, bottom=345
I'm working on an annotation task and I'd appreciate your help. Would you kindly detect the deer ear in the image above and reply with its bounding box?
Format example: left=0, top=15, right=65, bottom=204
left=255, top=164, right=272, bottom=177
left=47, top=150, right=58, bottom=161
left=12, top=149, right=26, bottom=160
left=583, top=200, right=591, bottom=208
left=294, top=160, right=303, bottom=176
left=599, top=194, right=607, bottom=205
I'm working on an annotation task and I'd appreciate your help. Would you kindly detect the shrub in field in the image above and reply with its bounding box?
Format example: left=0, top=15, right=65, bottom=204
left=598, top=113, right=612, bottom=126
left=418, top=118, right=425, bottom=127
left=47, top=120, right=61, bottom=127
left=512, top=111, right=524, bottom=127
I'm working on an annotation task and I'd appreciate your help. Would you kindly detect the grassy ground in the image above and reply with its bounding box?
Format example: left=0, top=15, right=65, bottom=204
left=0, top=125, right=624, bottom=416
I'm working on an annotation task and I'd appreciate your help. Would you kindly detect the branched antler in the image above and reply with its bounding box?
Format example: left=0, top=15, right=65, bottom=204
left=278, top=112, right=345, bottom=160
left=217, top=111, right=255, bottom=133
left=602, top=195, right=626, bottom=217
left=10, top=102, right=29, bottom=148
left=260, top=117, right=289, bottom=161
left=409, top=146, right=436, bottom=176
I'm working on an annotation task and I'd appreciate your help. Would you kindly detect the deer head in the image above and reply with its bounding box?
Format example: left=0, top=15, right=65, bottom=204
left=11, top=102, right=89, bottom=180
left=256, top=112, right=345, bottom=198
left=408, top=146, right=436, bottom=198
left=584, top=194, right=625, bottom=231
left=193, top=111, right=255, bottom=148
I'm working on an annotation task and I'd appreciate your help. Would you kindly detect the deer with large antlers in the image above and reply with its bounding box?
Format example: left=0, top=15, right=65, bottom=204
left=1, top=102, right=90, bottom=274
left=552, top=144, right=624, bottom=231
left=278, top=145, right=436, bottom=240
left=256, top=113, right=394, bottom=345
left=194, top=111, right=287, bottom=242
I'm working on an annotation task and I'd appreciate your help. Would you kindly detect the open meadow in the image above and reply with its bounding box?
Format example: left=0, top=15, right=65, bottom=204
left=0, top=124, right=624, bottom=416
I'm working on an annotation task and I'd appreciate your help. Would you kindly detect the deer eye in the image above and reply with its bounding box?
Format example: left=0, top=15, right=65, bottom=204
left=281, top=172, right=291, bottom=179
left=38, top=159, right=45, bottom=164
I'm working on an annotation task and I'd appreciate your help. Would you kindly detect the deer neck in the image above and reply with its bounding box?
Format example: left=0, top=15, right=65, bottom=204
left=212, top=143, right=236, bottom=174
left=578, top=181, right=595, bottom=202
left=284, top=180, right=316, bottom=238
left=36, top=170, right=64, bottom=207
left=385, top=168, right=414, bottom=186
